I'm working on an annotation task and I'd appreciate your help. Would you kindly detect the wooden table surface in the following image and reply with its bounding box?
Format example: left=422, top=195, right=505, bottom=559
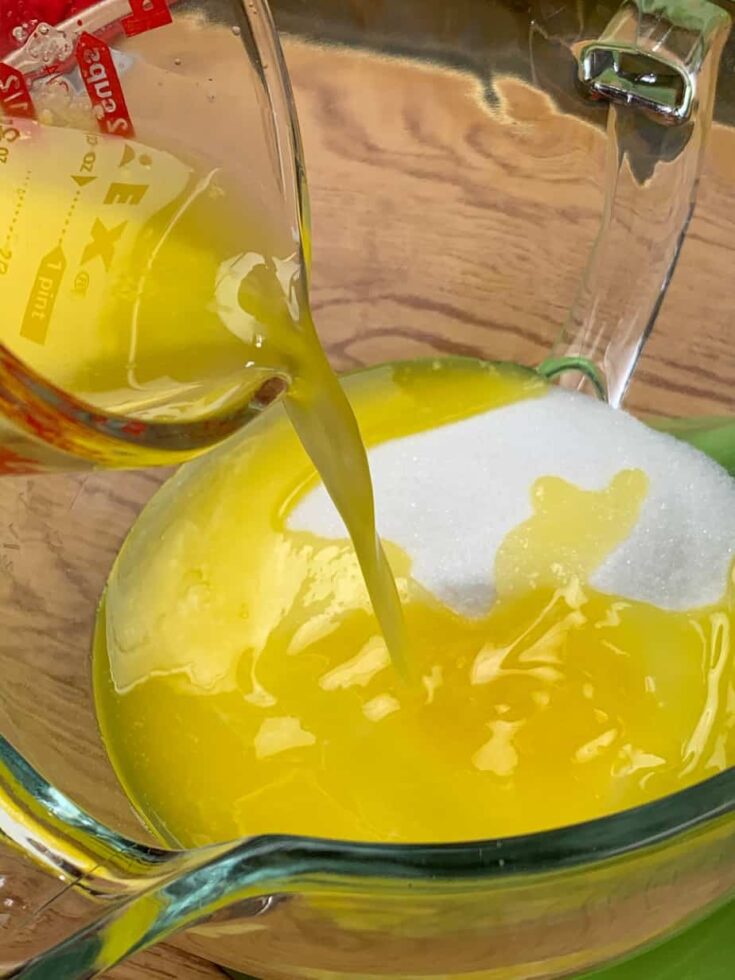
left=5, top=7, right=735, bottom=979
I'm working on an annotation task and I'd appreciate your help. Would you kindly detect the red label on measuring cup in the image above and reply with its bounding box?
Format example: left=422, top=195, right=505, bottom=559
left=121, top=0, right=172, bottom=39
left=76, top=32, right=134, bottom=138
left=1, top=3, right=78, bottom=56
left=0, top=65, right=35, bottom=119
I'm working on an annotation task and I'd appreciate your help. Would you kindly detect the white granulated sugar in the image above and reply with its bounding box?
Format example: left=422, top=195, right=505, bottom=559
left=288, top=388, right=735, bottom=614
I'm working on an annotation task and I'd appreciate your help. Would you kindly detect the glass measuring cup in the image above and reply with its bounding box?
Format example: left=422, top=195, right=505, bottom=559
left=0, top=0, right=305, bottom=474
left=1, top=1, right=734, bottom=978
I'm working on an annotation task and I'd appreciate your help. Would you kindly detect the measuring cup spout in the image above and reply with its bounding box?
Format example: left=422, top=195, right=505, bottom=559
left=0, top=732, right=289, bottom=977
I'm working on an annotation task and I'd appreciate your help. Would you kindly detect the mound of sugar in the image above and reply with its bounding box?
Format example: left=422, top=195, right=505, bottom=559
left=288, top=388, right=735, bottom=615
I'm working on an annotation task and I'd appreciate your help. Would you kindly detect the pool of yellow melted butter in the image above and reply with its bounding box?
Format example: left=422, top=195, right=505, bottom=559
left=94, top=359, right=735, bottom=848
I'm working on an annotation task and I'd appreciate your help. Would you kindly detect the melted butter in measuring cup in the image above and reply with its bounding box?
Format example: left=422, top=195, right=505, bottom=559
left=0, top=5, right=297, bottom=428
left=0, top=119, right=201, bottom=407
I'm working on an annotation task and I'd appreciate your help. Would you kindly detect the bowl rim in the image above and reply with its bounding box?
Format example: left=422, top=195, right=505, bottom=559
left=4, top=725, right=731, bottom=882
left=266, top=766, right=734, bottom=880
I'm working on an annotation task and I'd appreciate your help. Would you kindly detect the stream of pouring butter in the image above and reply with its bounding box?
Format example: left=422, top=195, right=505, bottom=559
left=213, top=257, right=407, bottom=673
left=282, top=319, right=408, bottom=674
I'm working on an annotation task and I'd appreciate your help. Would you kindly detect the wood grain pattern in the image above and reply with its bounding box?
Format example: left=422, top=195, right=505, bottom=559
left=286, top=38, right=735, bottom=420
left=107, top=946, right=226, bottom=979
left=2, top=12, right=735, bottom=980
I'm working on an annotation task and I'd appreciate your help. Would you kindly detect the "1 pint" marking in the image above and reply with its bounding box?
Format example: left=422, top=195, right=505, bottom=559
left=0, top=66, right=35, bottom=120
left=20, top=246, right=67, bottom=345
left=76, top=33, right=135, bottom=138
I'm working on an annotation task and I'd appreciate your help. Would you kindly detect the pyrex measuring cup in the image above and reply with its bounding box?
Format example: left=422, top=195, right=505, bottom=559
left=0, top=0, right=305, bottom=473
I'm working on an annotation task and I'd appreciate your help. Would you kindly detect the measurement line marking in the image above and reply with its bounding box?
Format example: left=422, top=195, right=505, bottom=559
left=4, top=169, right=31, bottom=253
left=58, top=189, right=81, bottom=246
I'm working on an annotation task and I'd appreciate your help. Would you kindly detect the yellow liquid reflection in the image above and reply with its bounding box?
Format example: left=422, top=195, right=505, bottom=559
left=94, top=360, right=735, bottom=846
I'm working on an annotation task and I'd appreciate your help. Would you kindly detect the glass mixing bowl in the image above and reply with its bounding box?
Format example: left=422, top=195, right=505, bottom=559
left=1, top=1, right=733, bottom=977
